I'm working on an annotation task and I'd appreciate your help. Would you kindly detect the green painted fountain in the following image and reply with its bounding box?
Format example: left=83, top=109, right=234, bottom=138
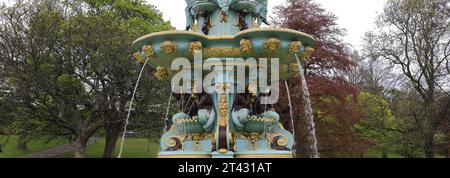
left=131, top=0, right=315, bottom=158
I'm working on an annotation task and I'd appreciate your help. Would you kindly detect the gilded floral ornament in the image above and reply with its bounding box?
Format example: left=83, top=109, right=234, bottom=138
left=215, top=82, right=232, bottom=93
left=142, top=45, right=156, bottom=58
left=191, top=21, right=199, bottom=31
left=264, top=38, right=281, bottom=53
left=218, top=148, right=229, bottom=154
left=203, top=47, right=241, bottom=58
left=160, top=41, right=176, bottom=55
left=220, top=11, right=228, bottom=23
left=188, top=41, right=203, bottom=56
left=248, top=81, right=258, bottom=96
left=154, top=66, right=168, bottom=81
left=302, top=47, right=315, bottom=60
left=249, top=132, right=260, bottom=143
left=218, top=93, right=229, bottom=127
left=252, top=17, right=260, bottom=28
left=289, top=63, right=300, bottom=78
left=289, top=41, right=302, bottom=54
left=240, top=39, right=253, bottom=53
left=133, top=52, right=144, bottom=64
left=192, top=84, right=198, bottom=95
left=218, top=94, right=228, bottom=118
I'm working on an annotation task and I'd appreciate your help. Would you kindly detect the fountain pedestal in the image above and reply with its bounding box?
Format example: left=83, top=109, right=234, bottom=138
left=211, top=151, right=235, bottom=158
left=132, top=0, right=315, bottom=158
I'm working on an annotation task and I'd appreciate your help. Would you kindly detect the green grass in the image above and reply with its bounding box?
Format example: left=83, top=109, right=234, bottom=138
left=0, top=135, right=67, bottom=158
left=54, top=138, right=160, bottom=158
left=3, top=136, right=411, bottom=158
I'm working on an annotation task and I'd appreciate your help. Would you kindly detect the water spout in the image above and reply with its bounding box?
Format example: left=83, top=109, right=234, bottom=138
left=294, top=54, right=320, bottom=158
left=118, top=57, right=150, bottom=158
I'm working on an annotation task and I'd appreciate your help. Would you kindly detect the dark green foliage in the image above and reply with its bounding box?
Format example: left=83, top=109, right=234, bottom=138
left=0, top=0, right=172, bottom=157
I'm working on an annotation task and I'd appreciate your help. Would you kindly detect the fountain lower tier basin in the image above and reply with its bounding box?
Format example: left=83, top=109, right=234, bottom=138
left=158, top=151, right=293, bottom=158
left=159, top=110, right=295, bottom=158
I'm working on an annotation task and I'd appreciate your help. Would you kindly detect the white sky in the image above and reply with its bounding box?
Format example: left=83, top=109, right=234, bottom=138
left=0, top=0, right=387, bottom=49
left=146, top=0, right=387, bottom=50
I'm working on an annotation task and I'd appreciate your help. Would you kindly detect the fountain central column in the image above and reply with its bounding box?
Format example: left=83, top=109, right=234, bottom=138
left=211, top=61, right=235, bottom=158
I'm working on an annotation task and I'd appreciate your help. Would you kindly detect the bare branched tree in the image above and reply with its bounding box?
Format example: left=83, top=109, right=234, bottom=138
left=364, top=0, right=450, bottom=158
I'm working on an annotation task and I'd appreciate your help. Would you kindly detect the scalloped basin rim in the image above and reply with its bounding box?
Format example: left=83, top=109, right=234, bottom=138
left=132, top=28, right=316, bottom=51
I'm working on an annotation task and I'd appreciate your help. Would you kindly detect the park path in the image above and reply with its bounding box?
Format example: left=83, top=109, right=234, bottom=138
left=18, top=137, right=99, bottom=158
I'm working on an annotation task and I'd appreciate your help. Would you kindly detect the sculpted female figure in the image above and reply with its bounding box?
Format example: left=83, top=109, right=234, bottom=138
left=217, top=0, right=237, bottom=12
left=185, top=0, right=197, bottom=30
left=255, top=0, right=268, bottom=26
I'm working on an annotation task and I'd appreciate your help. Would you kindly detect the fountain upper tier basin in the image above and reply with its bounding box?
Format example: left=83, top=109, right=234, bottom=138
left=132, top=28, right=315, bottom=68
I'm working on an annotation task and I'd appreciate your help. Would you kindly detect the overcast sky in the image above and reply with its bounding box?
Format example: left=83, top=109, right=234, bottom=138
left=1, top=0, right=387, bottom=49
left=147, top=0, right=387, bottom=50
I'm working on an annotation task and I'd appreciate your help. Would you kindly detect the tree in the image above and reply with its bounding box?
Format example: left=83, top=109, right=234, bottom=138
left=78, top=0, right=172, bottom=158
left=364, top=0, right=450, bottom=157
left=388, top=88, right=430, bottom=157
left=433, top=95, right=450, bottom=157
left=273, top=0, right=366, bottom=157
left=354, top=54, right=406, bottom=98
left=355, top=92, right=397, bottom=158
left=0, top=0, right=171, bottom=158
left=0, top=0, right=7, bottom=136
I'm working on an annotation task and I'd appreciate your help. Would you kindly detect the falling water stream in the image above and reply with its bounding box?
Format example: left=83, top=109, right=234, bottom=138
left=118, top=57, right=150, bottom=158
left=163, top=84, right=175, bottom=133
left=295, top=54, right=320, bottom=158
left=284, top=81, right=297, bottom=158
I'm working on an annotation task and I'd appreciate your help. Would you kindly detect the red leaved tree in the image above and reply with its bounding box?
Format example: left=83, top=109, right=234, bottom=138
left=272, top=0, right=368, bottom=157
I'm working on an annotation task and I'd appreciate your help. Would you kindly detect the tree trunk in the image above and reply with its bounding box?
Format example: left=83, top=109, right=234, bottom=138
left=16, top=134, right=27, bottom=150
left=382, top=150, right=388, bottom=158
left=103, top=122, right=121, bottom=158
left=424, top=99, right=436, bottom=158
left=424, top=132, right=435, bottom=158
left=447, top=148, right=449, bottom=158
left=74, top=135, right=87, bottom=158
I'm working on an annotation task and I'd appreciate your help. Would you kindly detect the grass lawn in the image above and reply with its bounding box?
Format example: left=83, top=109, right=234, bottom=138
left=3, top=135, right=410, bottom=158
left=54, top=138, right=160, bottom=158
left=0, top=135, right=68, bottom=158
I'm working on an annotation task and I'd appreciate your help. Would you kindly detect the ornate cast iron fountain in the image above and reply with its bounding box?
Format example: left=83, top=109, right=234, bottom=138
left=132, top=0, right=315, bottom=158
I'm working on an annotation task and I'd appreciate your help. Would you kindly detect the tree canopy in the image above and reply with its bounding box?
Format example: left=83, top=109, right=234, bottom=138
left=273, top=0, right=366, bottom=157
left=0, top=0, right=172, bottom=158
left=364, top=0, right=450, bottom=158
